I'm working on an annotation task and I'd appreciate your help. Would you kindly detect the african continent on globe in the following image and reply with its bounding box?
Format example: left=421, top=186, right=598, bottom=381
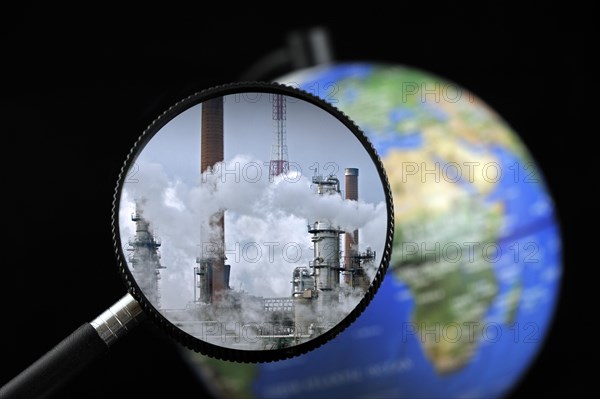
left=184, top=63, right=562, bottom=399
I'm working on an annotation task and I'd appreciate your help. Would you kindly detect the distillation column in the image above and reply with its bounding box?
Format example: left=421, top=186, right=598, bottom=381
left=127, top=199, right=165, bottom=307
left=308, top=175, right=343, bottom=313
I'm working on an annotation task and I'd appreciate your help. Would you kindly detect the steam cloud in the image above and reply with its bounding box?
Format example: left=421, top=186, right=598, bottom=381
left=119, top=154, right=387, bottom=310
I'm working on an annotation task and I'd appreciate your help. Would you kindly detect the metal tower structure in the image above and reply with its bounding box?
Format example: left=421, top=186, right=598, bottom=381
left=127, top=199, right=165, bottom=307
left=269, top=94, right=289, bottom=180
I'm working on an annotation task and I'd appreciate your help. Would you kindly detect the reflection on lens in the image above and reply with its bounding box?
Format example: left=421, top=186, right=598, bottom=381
left=118, top=91, right=388, bottom=351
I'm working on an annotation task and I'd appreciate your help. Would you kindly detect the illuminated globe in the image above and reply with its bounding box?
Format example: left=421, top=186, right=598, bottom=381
left=183, top=63, right=562, bottom=398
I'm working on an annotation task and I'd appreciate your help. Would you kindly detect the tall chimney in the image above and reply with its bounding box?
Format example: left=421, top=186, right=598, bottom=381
left=344, top=168, right=359, bottom=284
left=201, top=98, right=224, bottom=172
left=201, top=97, right=226, bottom=302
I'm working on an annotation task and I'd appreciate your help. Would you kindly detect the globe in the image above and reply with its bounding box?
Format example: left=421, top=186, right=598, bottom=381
left=182, top=63, right=562, bottom=398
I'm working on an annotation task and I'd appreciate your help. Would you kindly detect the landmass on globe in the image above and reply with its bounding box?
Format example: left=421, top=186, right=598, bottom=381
left=333, top=67, right=532, bottom=373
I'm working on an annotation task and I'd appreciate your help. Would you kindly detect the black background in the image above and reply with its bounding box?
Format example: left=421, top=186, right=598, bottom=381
left=1, top=5, right=591, bottom=398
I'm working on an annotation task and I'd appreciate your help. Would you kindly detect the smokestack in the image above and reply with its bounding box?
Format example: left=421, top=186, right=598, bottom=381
left=344, top=168, right=359, bottom=284
left=201, top=97, right=226, bottom=302
left=201, top=98, right=224, bottom=172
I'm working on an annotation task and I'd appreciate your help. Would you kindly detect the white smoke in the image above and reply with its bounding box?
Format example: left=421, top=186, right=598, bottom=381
left=119, top=154, right=387, bottom=310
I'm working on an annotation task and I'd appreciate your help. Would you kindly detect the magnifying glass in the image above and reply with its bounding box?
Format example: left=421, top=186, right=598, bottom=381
left=0, top=82, right=393, bottom=398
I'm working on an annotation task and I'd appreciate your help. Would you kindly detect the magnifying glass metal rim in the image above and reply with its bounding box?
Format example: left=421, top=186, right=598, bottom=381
left=112, top=81, right=394, bottom=362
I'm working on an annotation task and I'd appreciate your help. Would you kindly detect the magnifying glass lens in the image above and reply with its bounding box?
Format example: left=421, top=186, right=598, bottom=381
left=116, top=85, right=393, bottom=359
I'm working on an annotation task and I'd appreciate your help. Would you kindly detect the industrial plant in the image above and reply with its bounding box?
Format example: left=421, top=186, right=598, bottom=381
left=127, top=94, right=377, bottom=349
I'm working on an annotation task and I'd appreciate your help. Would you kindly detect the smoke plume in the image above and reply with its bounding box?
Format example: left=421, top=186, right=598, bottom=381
left=119, top=154, right=386, bottom=310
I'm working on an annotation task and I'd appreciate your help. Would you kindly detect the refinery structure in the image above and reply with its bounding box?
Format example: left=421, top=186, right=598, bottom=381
left=127, top=199, right=165, bottom=307
left=127, top=94, right=376, bottom=349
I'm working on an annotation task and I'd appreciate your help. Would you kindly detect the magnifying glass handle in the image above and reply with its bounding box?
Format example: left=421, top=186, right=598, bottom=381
left=0, top=294, right=144, bottom=399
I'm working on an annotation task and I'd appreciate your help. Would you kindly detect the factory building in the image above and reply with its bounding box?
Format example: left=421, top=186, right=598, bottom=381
left=289, top=170, right=376, bottom=336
